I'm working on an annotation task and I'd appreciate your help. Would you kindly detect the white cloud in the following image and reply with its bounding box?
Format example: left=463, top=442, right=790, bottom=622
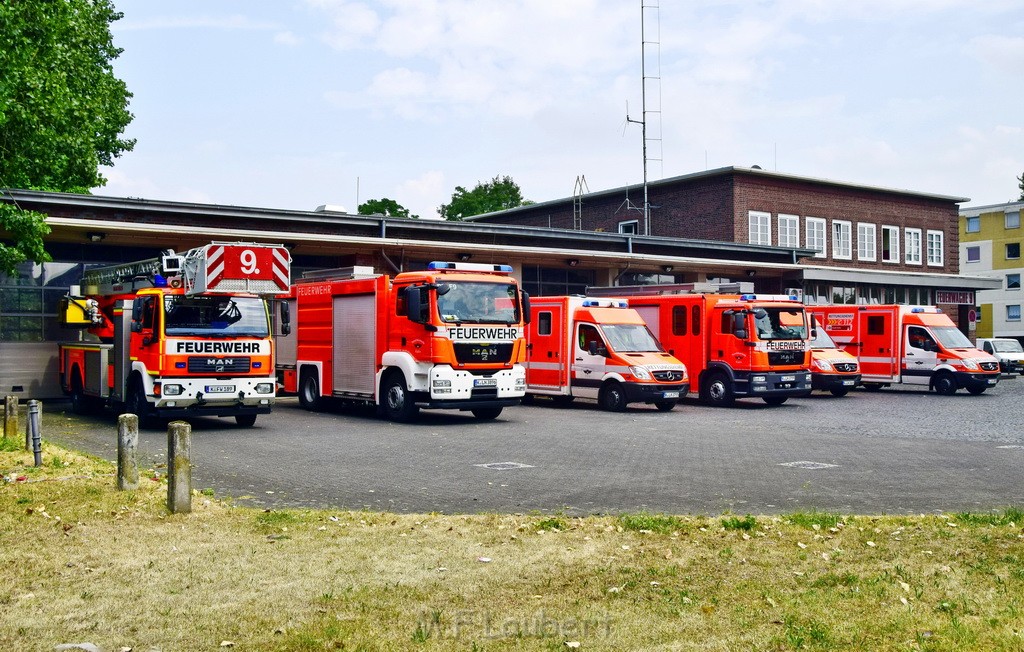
left=966, top=35, right=1024, bottom=75
left=274, top=31, right=302, bottom=46
left=397, top=170, right=446, bottom=219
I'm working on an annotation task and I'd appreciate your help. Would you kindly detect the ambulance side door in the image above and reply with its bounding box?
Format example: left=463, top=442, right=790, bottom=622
left=525, top=303, right=567, bottom=390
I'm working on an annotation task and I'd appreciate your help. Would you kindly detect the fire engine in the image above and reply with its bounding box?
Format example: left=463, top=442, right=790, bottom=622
left=524, top=296, right=688, bottom=411
left=807, top=319, right=861, bottom=396
left=276, top=261, right=529, bottom=422
left=58, top=242, right=292, bottom=426
left=808, top=304, right=1000, bottom=395
left=590, top=285, right=812, bottom=406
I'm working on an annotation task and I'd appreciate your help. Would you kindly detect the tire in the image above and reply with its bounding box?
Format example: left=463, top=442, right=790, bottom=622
left=598, top=381, right=628, bottom=412
left=298, top=371, right=322, bottom=411
left=381, top=373, right=419, bottom=423
left=967, top=386, right=987, bottom=396
left=471, top=407, right=503, bottom=420
left=862, top=383, right=885, bottom=391
left=763, top=396, right=788, bottom=406
left=654, top=400, right=676, bottom=412
left=699, top=372, right=735, bottom=407
left=932, top=372, right=957, bottom=396
left=124, top=378, right=153, bottom=427
left=70, top=372, right=93, bottom=415
left=235, top=414, right=258, bottom=427
left=829, top=388, right=849, bottom=397
left=551, top=395, right=575, bottom=407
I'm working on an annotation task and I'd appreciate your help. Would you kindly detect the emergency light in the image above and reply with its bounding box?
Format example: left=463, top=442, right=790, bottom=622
left=428, top=261, right=513, bottom=273
left=581, top=299, right=628, bottom=308
left=740, top=294, right=800, bottom=302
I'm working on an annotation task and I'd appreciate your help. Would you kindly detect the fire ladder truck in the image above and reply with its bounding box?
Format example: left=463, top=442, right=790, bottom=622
left=58, top=242, right=291, bottom=427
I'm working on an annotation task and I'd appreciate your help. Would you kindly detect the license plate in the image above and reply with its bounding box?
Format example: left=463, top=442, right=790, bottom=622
left=842, top=380, right=855, bottom=386
left=662, top=391, right=680, bottom=399
left=474, top=378, right=497, bottom=387
left=988, top=379, right=998, bottom=385
left=205, top=384, right=235, bottom=393
left=781, top=375, right=796, bottom=382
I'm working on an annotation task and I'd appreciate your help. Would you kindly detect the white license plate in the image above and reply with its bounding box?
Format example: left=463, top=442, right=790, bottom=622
left=781, top=375, right=796, bottom=382
left=205, top=385, right=235, bottom=393
left=662, top=391, right=680, bottom=399
left=474, top=378, right=497, bottom=387
left=842, top=380, right=855, bottom=386
left=988, top=378, right=998, bottom=385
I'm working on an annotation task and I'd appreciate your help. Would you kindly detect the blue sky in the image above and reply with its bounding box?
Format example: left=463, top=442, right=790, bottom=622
left=99, top=0, right=1024, bottom=220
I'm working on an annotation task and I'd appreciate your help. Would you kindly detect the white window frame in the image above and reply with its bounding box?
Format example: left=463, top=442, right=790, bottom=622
left=618, top=220, right=639, bottom=235
left=748, top=210, right=771, bottom=246
left=965, top=216, right=980, bottom=233
left=965, top=245, right=980, bottom=263
left=1008, top=305, right=1021, bottom=322
left=857, top=223, right=877, bottom=261
left=777, top=214, right=799, bottom=248
left=1008, top=273, right=1021, bottom=290
left=1006, top=211, right=1020, bottom=230
left=881, top=225, right=900, bottom=263
left=832, top=220, right=852, bottom=260
left=926, top=229, right=944, bottom=267
left=904, top=228, right=922, bottom=265
left=805, top=217, right=826, bottom=258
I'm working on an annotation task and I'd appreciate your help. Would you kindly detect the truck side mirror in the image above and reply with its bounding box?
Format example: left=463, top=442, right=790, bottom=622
left=404, top=286, right=425, bottom=324
left=521, top=291, right=531, bottom=325
left=733, top=313, right=748, bottom=339
left=588, top=341, right=599, bottom=355
left=130, top=300, right=143, bottom=333
left=280, top=300, right=291, bottom=336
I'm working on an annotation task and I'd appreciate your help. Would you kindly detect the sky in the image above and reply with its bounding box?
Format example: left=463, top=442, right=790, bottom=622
left=98, top=0, right=1024, bottom=220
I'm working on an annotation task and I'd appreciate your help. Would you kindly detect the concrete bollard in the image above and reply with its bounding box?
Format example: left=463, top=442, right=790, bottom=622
left=117, top=414, right=139, bottom=491
left=26, top=400, right=42, bottom=466
left=3, top=396, right=17, bottom=441
left=167, top=421, right=192, bottom=514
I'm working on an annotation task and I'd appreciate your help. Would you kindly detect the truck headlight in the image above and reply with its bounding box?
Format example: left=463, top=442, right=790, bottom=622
left=255, top=383, right=275, bottom=394
left=629, top=366, right=652, bottom=380
left=752, top=375, right=767, bottom=383
left=163, top=384, right=183, bottom=396
left=433, top=379, right=452, bottom=388
left=962, top=359, right=979, bottom=370
left=814, top=359, right=833, bottom=371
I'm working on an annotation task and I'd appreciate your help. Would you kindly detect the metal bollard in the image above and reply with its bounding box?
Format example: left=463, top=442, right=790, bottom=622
left=26, top=400, right=42, bottom=466
left=167, top=421, right=192, bottom=514
left=117, top=413, right=140, bottom=490
left=3, top=396, right=17, bottom=441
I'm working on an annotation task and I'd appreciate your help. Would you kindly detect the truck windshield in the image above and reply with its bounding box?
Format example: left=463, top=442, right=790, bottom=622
left=163, top=296, right=270, bottom=337
left=992, top=339, right=1024, bottom=353
left=600, top=324, right=664, bottom=353
left=436, top=282, right=519, bottom=324
left=932, top=326, right=975, bottom=350
left=809, top=325, right=838, bottom=349
left=753, top=308, right=808, bottom=340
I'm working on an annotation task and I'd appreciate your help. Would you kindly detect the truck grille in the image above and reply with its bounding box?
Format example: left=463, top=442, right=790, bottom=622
left=768, top=351, right=804, bottom=366
left=453, top=343, right=514, bottom=364
left=834, top=363, right=858, bottom=373
left=980, top=361, right=999, bottom=372
left=187, top=356, right=252, bottom=374
left=653, top=370, right=685, bottom=382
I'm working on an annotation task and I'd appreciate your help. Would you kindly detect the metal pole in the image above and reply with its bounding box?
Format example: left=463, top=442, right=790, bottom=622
left=167, top=421, right=192, bottom=514
left=117, top=413, right=140, bottom=490
left=27, top=400, right=42, bottom=466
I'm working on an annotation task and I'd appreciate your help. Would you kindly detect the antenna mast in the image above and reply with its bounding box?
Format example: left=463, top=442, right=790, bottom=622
left=625, top=0, right=663, bottom=236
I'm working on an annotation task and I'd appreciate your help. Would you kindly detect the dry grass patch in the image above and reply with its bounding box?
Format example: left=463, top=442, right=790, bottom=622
left=2, top=441, right=1024, bottom=651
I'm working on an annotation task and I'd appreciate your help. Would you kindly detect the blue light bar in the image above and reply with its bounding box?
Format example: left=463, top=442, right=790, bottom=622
left=740, top=294, right=756, bottom=301
left=427, top=261, right=513, bottom=273
left=153, top=274, right=168, bottom=287
left=911, top=307, right=925, bottom=313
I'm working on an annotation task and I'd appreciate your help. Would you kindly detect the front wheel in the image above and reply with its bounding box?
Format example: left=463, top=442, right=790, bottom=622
left=471, top=407, right=503, bottom=420
left=967, top=386, right=987, bottom=396
left=829, top=388, right=849, bottom=397
left=763, top=396, right=788, bottom=406
left=598, top=381, right=628, bottom=412
left=381, top=373, right=419, bottom=423
left=932, top=372, right=957, bottom=396
left=70, top=373, right=94, bottom=415
left=124, top=379, right=153, bottom=427
left=654, top=400, right=676, bottom=412
left=298, top=371, right=322, bottom=411
left=235, top=414, right=258, bottom=427
left=700, top=372, right=735, bottom=407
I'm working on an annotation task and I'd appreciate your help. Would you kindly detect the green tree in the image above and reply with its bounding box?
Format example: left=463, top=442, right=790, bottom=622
left=438, top=175, right=529, bottom=221
left=0, top=0, right=135, bottom=275
left=358, top=197, right=418, bottom=219
left=1018, top=170, right=1024, bottom=201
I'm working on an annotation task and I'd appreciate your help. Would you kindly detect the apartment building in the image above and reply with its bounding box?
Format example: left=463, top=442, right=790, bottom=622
left=960, top=201, right=1024, bottom=341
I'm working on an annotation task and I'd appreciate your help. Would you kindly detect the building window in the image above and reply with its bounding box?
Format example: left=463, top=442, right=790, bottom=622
left=805, top=217, right=826, bottom=258
left=1008, top=274, right=1021, bottom=290
left=777, top=214, right=799, bottom=248
left=965, top=245, right=980, bottom=263
left=966, top=216, right=980, bottom=233
left=1006, top=211, right=1020, bottom=230
left=0, top=262, right=84, bottom=343
left=618, top=220, right=639, bottom=235
left=832, top=220, right=852, bottom=260
left=881, top=226, right=900, bottom=263
left=522, top=265, right=596, bottom=297
left=905, top=228, right=922, bottom=265
left=926, top=230, right=944, bottom=266
left=748, top=211, right=771, bottom=245
left=857, top=223, right=876, bottom=261
left=1007, top=242, right=1021, bottom=260
left=1008, top=305, right=1021, bottom=322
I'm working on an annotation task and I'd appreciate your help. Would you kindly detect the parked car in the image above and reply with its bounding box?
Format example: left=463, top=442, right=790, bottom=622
left=976, top=337, right=1024, bottom=375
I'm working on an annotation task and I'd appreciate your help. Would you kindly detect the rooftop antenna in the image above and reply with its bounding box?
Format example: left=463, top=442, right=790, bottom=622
left=625, top=0, right=663, bottom=236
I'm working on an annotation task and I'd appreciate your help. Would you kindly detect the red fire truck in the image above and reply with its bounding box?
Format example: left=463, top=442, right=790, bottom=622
left=276, top=261, right=529, bottom=422
left=808, top=304, right=1000, bottom=395
left=58, top=242, right=291, bottom=426
left=524, top=296, right=689, bottom=411
left=590, top=286, right=812, bottom=406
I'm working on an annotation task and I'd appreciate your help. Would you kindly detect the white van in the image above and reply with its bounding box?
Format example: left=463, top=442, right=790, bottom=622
left=976, top=338, right=1024, bottom=375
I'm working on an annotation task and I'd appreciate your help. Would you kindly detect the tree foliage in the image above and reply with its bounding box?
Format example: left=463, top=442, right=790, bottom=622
left=358, top=198, right=418, bottom=219
left=438, top=175, right=529, bottom=221
left=0, top=0, right=135, bottom=275
left=1018, top=170, right=1024, bottom=201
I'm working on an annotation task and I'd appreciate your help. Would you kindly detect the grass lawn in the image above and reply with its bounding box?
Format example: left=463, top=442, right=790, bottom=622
left=2, top=434, right=1023, bottom=651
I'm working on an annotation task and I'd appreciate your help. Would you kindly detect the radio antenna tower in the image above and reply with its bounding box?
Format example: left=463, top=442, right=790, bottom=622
left=625, top=0, right=662, bottom=236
